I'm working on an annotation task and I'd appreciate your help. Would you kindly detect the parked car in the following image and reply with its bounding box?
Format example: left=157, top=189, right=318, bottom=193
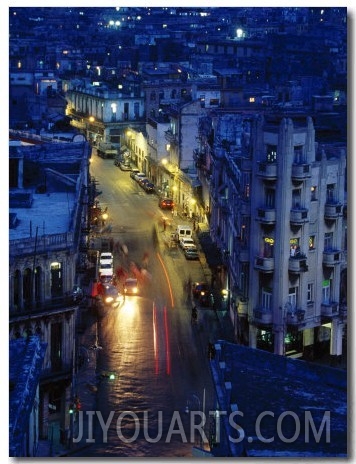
left=100, top=252, right=113, bottom=266
left=142, top=182, right=155, bottom=193
left=134, top=172, right=147, bottom=182
left=123, top=277, right=139, bottom=295
left=179, top=237, right=196, bottom=250
left=130, top=168, right=140, bottom=179
left=159, top=198, right=174, bottom=210
left=183, top=247, right=199, bottom=260
left=138, top=177, right=149, bottom=186
left=119, top=161, right=132, bottom=171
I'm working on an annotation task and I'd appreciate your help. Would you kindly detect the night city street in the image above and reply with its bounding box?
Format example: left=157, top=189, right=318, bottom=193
left=69, top=152, right=235, bottom=457
left=8, top=6, right=348, bottom=460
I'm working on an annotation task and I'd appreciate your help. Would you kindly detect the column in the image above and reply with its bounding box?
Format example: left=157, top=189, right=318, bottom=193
left=330, top=319, right=344, bottom=356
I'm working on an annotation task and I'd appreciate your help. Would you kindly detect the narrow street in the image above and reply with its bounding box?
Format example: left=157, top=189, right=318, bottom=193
left=68, top=152, right=235, bottom=457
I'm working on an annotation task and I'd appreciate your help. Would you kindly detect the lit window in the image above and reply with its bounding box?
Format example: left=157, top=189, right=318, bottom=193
left=309, top=236, right=315, bottom=250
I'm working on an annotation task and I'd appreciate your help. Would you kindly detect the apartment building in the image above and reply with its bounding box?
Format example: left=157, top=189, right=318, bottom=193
left=9, top=140, right=91, bottom=453
left=64, top=77, right=146, bottom=146
left=208, top=113, right=347, bottom=359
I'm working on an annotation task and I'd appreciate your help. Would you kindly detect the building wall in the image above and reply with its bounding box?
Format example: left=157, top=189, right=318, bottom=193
left=208, top=113, right=347, bottom=358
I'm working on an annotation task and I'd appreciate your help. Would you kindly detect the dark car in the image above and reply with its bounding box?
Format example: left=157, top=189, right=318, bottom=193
left=159, top=198, right=174, bottom=210
left=123, top=278, right=139, bottom=295
left=142, top=182, right=155, bottom=193
left=99, top=284, right=124, bottom=308
left=184, top=247, right=199, bottom=260
left=192, top=282, right=212, bottom=306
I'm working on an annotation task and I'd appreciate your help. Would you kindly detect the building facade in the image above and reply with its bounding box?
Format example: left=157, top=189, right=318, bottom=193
left=9, top=140, right=91, bottom=453
left=207, top=113, right=347, bottom=359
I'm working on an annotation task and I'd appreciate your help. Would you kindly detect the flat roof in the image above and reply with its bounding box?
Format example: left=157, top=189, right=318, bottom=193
left=9, top=191, right=76, bottom=241
left=211, top=342, right=347, bottom=457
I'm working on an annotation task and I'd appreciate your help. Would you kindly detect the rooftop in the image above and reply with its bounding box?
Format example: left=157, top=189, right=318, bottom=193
left=9, top=191, right=76, bottom=241
left=211, top=341, right=347, bottom=457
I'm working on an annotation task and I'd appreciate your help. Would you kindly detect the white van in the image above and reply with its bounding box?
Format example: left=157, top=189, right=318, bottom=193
left=176, top=225, right=193, bottom=240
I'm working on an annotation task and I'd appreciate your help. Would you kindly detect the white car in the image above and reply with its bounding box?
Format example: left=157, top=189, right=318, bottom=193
left=179, top=237, right=196, bottom=250
left=100, top=253, right=113, bottom=272
left=134, top=172, right=147, bottom=182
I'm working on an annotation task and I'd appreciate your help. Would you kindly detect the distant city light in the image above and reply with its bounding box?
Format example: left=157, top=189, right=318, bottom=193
left=236, top=28, right=244, bottom=38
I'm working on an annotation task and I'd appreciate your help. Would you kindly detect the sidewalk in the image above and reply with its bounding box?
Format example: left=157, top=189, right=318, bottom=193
left=61, top=296, right=101, bottom=455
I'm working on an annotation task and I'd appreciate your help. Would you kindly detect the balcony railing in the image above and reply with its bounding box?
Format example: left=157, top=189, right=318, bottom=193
left=257, top=161, right=277, bottom=179
left=290, top=208, right=309, bottom=225
left=286, top=308, right=305, bottom=325
left=254, top=256, right=274, bottom=272
left=288, top=256, right=308, bottom=273
left=291, top=163, right=311, bottom=180
left=324, top=202, right=343, bottom=220
left=10, top=231, right=74, bottom=256
left=323, top=250, right=342, bottom=266
left=253, top=307, right=273, bottom=324
left=165, top=130, right=178, bottom=144
left=256, top=207, right=276, bottom=224
left=321, top=302, right=339, bottom=317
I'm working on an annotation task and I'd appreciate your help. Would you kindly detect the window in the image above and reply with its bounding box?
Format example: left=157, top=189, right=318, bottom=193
left=322, top=280, right=331, bottom=304
left=307, top=283, right=314, bottom=303
left=292, top=189, right=301, bottom=208
left=324, top=232, right=333, bottom=251
left=263, top=237, right=274, bottom=257
left=261, top=288, right=272, bottom=309
left=311, top=186, right=317, bottom=201
left=309, top=235, right=315, bottom=250
left=265, top=188, right=275, bottom=208
left=290, top=238, right=299, bottom=256
left=288, top=287, right=297, bottom=310
left=150, top=91, right=156, bottom=101
left=326, top=184, right=336, bottom=203
left=51, top=262, right=62, bottom=297
left=266, top=144, right=277, bottom=163
left=294, top=145, right=304, bottom=164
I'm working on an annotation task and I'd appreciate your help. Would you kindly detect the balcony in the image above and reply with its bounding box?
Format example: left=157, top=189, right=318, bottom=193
left=324, top=202, right=343, bottom=221
left=253, top=307, right=273, bottom=325
left=289, top=256, right=308, bottom=273
left=323, top=250, right=342, bottom=267
left=291, top=163, right=311, bottom=180
left=257, top=161, right=277, bottom=180
left=164, top=130, right=178, bottom=144
left=254, top=256, right=274, bottom=273
left=237, top=298, right=248, bottom=316
left=256, top=207, right=276, bottom=224
left=290, top=208, right=309, bottom=226
left=321, top=302, right=339, bottom=317
left=286, top=308, right=305, bottom=325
